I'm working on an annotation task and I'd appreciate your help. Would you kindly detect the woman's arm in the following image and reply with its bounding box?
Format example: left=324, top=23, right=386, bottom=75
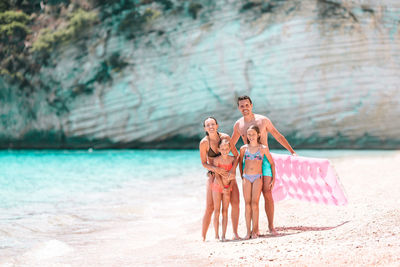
left=227, top=155, right=238, bottom=181
left=215, top=174, right=225, bottom=188
left=220, top=133, right=238, bottom=180
left=199, top=140, right=228, bottom=176
left=213, top=157, right=225, bottom=188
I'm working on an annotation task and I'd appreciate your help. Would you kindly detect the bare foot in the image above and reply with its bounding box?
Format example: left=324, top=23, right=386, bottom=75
left=269, top=228, right=278, bottom=236
left=221, top=236, right=227, bottom=242
left=215, top=235, right=220, bottom=240
left=251, top=232, right=259, bottom=239
left=244, top=233, right=251, bottom=240
left=202, top=235, right=206, bottom=242
left=232, top=234, right=241, bottom=240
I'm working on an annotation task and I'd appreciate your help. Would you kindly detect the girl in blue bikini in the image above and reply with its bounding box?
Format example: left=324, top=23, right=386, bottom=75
left=239, top=125, right=270, bottom=239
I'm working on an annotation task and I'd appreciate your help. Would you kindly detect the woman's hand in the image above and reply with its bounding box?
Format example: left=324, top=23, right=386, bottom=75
left=215, top=167, right=228, bottom=178
left=224, top=172, right=232, bottom=181
left=227, top=170, right=236, bottom=181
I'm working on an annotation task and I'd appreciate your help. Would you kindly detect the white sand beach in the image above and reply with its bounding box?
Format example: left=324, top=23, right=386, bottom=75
left=128, top=151, right=400, bottom=266
left=2, top=151, right=400, bottom=266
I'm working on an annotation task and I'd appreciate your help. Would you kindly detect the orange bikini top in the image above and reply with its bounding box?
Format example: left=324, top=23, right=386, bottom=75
left=218, top=163, right=233, bottom=171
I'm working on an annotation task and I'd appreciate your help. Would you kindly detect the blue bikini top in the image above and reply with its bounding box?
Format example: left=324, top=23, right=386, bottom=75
left=244, top=147, right=263, bottom=161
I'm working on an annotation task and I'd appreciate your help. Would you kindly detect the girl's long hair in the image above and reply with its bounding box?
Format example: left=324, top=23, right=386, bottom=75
left=246, top=125, right=261, bottom=144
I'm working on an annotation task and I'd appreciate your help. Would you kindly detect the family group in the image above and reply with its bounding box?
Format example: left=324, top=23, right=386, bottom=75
left=200, top=95, right=296, bottom=241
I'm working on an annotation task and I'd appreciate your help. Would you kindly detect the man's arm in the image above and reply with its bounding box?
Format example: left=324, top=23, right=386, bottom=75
left=262, top=146, right=276, bottom=189
left=238, top=146, right=245, bottom=178
left=265, top=119, right=296, bottom=155
left=230, top=122, right=241, bottom=156
left=227, top=155, right=238, bottom=181
left=227, top=123, right=241, bottom=179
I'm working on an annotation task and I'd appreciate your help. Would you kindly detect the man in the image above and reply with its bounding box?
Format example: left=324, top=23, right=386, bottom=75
left=231, top=95, right=296, bottom=235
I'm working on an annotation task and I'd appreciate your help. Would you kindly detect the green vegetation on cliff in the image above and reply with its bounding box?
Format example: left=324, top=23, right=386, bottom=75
left=0, top=10, right=30, bottom=43
left=32, top=9, right=98, bottom=53
left=0, top=10, right=30, bottom=84
left=0, top=10, right=30, bottom=24
left=0, top=0, right=208, bottom=92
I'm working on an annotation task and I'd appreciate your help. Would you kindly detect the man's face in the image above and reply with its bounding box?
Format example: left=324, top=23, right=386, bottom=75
left=238, top=99, right=253, bottom=116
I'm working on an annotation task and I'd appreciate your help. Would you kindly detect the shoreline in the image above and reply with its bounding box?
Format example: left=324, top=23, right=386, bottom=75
left=1, top=151, right=399, bottom=266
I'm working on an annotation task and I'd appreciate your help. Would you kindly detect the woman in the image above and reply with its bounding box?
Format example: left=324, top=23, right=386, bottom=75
left=199, top=117, right=240, bottom=241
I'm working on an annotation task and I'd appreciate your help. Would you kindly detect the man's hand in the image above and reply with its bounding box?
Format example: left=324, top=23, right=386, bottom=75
left=269, top=178, right=275, bottom=190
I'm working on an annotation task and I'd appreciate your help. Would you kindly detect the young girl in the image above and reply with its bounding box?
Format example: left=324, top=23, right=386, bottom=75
left=211, top=139, right=237, bottom=241
left=239, top=125, right=272, bottom=239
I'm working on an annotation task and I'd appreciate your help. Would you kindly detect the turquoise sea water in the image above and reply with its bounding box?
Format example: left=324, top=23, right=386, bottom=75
left=0, top=150, right=199, bottom=209
left=0, top=149, right=203, bottom=259
left=0, top=149, right=381, bottom=208
left=0, top=149, right=397, bottom=262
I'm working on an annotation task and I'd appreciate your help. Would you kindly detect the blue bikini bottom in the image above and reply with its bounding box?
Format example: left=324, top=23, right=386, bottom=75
left=242, top=173, right=262, bottom=183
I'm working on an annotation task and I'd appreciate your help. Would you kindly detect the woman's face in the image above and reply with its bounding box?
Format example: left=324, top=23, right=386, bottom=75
left=204, top=118, right=218, bottom=134
left=219, top=143, right=230, bottom=156
left=247, top=128, right=259, bottom=143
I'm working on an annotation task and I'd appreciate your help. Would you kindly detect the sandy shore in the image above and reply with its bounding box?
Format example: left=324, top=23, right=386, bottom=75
left=3, top=151, right=400, bottom=266
left=133, top=151, right=400, bottom=266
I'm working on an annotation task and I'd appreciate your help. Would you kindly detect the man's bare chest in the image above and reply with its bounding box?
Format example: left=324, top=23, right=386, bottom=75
left=238, top=121, right=267, bottom=142
left=238, top=121, right=262, bottom=135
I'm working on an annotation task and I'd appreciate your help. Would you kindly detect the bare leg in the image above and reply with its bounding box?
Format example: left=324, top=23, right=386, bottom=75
left=202, top=175, right=214, bottom=241
left=242, top=178, right=252, bottom=240
left=212, top=188, right=222, bottom=240
left=221, top=191, right=230, bottom=242
left=230, top=181, right=240, bottom=240
left=251, top=178, right=263, bottom=238
left=263, top=176, right=277, bottom=235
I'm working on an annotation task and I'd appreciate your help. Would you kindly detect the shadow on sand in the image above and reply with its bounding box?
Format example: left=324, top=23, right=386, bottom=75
left=259, top=221, right=350, bottom=238
left=217, top=221, right=350, bottom=242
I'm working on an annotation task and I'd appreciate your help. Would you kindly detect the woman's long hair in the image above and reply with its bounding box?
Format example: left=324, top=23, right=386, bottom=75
left=203, top=117, right=219, bottom=136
